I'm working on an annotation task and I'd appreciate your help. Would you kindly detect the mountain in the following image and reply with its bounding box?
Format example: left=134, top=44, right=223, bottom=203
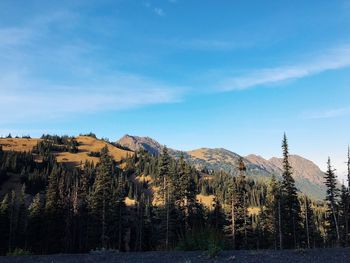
left=268, top=155, right=326, bottom=199
left=269, top=155, right=325, bottom=186
left=117, top=135, right=326, bottom=200
left=117, top=134, right=164, bottom=155
left=246, top=154, right=283, bottom=175
left=185, top=148, right=271, bottom=177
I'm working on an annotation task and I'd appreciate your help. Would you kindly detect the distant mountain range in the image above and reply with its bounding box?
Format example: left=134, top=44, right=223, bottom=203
left=117, top=134, right=326, bottom=200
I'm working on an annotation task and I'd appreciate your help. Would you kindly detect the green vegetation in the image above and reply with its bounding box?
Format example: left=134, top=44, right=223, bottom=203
left=33, top=135, right=79, bottom=154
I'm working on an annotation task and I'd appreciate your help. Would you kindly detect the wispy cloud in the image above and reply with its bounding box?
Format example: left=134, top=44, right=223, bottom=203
left=216, top=45, right=350, bottom=91
left=303, top=106, right=350, bottom=119
left=154, top=7, right=165, bottom=16
left=0, top=71, right=184, bottom=123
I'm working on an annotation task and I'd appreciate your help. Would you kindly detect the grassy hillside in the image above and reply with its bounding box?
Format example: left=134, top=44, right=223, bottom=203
left=0, top=136, right=133, bottom=167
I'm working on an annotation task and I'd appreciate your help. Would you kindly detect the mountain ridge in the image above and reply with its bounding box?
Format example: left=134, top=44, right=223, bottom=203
left=117, top=134, right=326, bottom=199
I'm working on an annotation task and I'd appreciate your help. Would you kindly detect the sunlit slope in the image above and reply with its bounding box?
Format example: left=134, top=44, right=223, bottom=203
left=0, top=136, right=133, bottom=167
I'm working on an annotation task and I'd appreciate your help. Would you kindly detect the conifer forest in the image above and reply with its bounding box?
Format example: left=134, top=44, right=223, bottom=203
left=0, top=133, right=349, bottom=256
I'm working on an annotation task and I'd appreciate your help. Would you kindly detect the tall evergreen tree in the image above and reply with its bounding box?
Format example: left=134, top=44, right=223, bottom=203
left=260, top=176, right=282, bottom=249
left=301, top=195, right=320, bottom=249
left=236, top=157, right=250, bottom=248
left=158, top=146, right=171, bottom=205
left=15, top=185, right=27, bottom=250
left=111, top=174, right=126, bottom=251
left=89, top=145, right=114, bottom=249
left=324, top=157, right=340, bottom=245
left=157, top=146, right=175, bottom=249
left=177, top=156, right=197, bottom=233
left=78, top=161, right=94, bottom=251
left=339, top=184, right=349, bottom=245
left=280, top=133, right=302, bottom=249
left=227, top=170, right=237, bottom=249
left=45, top=164, right=64, bottom=253
left=8, top=191, right=16, bottom=253
left=27, top=194, right=42, bottom=254
left=208, top=197, right=226, bottom=234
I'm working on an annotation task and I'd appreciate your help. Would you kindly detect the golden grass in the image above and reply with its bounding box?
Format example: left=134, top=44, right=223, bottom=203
left=125, top=197, right=136, bottom=206
left=188, top=148, right=208, bottom=160
left=0, top=136, right=133, bottom=167
left=248, top=207, right=261, bottom=216
left=55, top=136, right=133, bottom=167
left=196, top=194, right=215, bottom=209
left=0, top=138, right=41, bottom=152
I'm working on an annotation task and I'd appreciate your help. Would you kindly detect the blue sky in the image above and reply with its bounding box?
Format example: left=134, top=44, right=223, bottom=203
left=1, top=0, right=350, bottom=178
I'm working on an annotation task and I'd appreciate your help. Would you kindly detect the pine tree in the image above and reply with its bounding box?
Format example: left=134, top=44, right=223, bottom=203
left=15, top=185, right=27, bottom=250
left=158, top=146, right=171, bottom=205
left=236, top=157, right=250, bottom=248
left=157, top=146, right=174, bottom=249
left=177, top=157, right=197, bottom=232
left=89, top=145, right=114, bottom=249
left=301, top=195, right=320, bottom=249
left=260, top=176, right=281, bottom=249
left=280, top=133, right=302, bottom=249
left=227, top=171, right=237, bottom=249
left=77, top=161, right=94, bottom=252
left=8, top=191, right=16, bottom=253
left=225, top=162, right=250, bottom=249
left=339, top=185, right=349, bottom=245
left=27, top=194, right=42, bottom=254
left=111, top=174, right=126, bottom=251
left=324, top=157, right=340, bottom=245
left=45, top=164, right=64, bottom=253
left=208, top=197, right=226, bottom=234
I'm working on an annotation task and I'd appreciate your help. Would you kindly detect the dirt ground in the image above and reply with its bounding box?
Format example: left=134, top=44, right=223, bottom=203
left=1, top=248, right=350, bottom=263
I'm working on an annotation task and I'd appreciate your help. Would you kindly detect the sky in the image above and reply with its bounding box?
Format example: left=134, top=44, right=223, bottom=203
left=1, top=0, right=350, bottom=179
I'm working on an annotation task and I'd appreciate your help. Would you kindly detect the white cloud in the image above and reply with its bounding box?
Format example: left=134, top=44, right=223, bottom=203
left=217, top=45, right=350, bottom=91
left=303, top=106, right=350, bottom=119
left=154, top=7, right=165, bottom=16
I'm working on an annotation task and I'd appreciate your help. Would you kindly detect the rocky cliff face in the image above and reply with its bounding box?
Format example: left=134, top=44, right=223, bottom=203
left=117, top=134, right=164, bottom=155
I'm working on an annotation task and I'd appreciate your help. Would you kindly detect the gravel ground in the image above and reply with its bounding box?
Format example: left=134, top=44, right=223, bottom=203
left=1, top=248, right=350, bottom=263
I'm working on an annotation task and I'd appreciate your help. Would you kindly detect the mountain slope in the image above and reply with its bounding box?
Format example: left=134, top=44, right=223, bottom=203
left=269, top=155, right=325, bottom=186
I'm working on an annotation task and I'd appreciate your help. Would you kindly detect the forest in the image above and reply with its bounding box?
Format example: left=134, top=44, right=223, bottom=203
left=0, top=134, right=349, bottom=256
